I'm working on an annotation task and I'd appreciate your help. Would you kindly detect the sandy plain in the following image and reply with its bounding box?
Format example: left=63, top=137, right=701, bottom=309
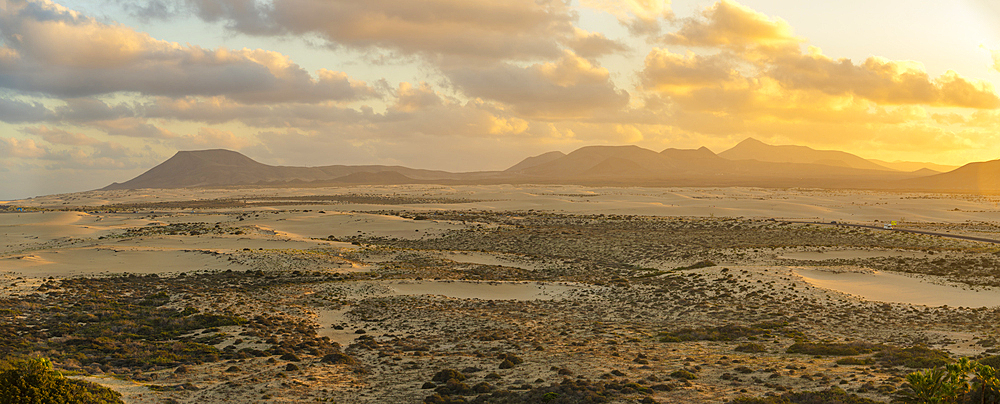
left=3, top=184, right=1000, bottom=403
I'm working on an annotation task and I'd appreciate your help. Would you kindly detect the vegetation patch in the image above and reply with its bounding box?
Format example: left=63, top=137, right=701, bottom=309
left=728, top=387, right=886, bottom=404
left=659, top=321, right=787, bottom=342
left=424, top=377, right=654, bottom=404
left=786, top=341, right=885, bottom=356
left=0, top=357, right=124, bottom=404
left=875, top=346, right=951, bottom=369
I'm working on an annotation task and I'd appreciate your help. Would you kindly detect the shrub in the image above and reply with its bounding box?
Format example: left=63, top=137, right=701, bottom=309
left=835, top=357, right=875, bottom=366
left=0, top=357, right=124, bottom=404
left=670, top=369, right=697, bottom=380
left=876, top=346, right=950, bottom=369
left=896, top=359, right=1000, bottom=404
left=432, top=369, right=466, bottom=383
left=321, top=353, right=358, bottom=366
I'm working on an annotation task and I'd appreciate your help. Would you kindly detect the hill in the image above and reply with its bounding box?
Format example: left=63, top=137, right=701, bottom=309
left=867, top=159, right=958, bottom=173
left=719, top=138, right=894, bottom=171
left=898, top=160, right=1000, bottom=191
left=103, top=143, right=975, bottom=192
left=102, top=150, right=466, bottom=190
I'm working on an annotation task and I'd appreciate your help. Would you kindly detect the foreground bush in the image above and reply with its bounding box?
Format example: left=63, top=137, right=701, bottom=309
left=0, top=357, right=123, bottom=404
left=897, top=358, right=1000, bottom=404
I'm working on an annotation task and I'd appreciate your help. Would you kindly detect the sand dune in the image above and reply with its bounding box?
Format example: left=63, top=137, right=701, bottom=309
left=795, top=267, right=1000, bottom=307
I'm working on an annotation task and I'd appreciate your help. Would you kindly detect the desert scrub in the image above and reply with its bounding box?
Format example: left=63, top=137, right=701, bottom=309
left=0, top=272, right=347, bottom=375
left=425, top=377, right=655, bottom=403
left=728, top=387, right=885, bottom=403
left=0, top=357, right=124, bottom=404
left=876, top=345, right=951, bottom=369
left=786, top=341, right=884, bottom=356
left=735, top=343, right=768, bottom=353
left=659, top=321, right=787, bottom=342
left=836, top=357, right=876, bottom=366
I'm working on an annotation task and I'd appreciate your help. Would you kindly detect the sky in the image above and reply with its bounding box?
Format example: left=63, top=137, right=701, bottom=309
left=4, top=0, right=1000, bottom=199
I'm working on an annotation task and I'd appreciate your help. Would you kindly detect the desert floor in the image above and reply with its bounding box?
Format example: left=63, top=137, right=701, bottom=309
left=3, top=185, right=1000, bottom=403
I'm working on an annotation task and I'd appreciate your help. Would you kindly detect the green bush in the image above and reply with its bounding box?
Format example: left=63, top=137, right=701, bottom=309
left=896, top=358, right=1000, bottom=404
left=0, top=357, right=124, bottom=404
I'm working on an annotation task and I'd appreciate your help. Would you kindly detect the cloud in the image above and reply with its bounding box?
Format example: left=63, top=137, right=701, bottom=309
left=20, top=125, right=100, bottom=146
left=637, top=0, right=1000, bottom=148
left=580, top=0, right=673, bottom=35
left=53, top=98, right=135, bottom=122
left=769, top=52, right=1000, bottom=108
left=0, top=0, right=379, bottom=103
left=445, top=51, right=629, bottom=119
left=116, top=0, right=183, bottom=21
left=640, top=49, right=734, bottom=91
left=139, top=96, right=371, bottom=128
left=185, top=0, right=576, bottom=61
left=89, top=118, right=178, bottom=139
left=391, top=82, right=445, bottom=113
left=0, top=137, right=48, bottom=158
left=563, top=28, right=631, bottom=59
left=0, top=97, right=53, bottom=123
left=663, top=0, right=801, bottom=55
left=171, top=127, right=254, bottom=149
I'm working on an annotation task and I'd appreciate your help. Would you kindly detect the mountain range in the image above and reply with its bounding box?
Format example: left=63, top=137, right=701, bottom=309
left=103, top=138, right=1000, bottom=192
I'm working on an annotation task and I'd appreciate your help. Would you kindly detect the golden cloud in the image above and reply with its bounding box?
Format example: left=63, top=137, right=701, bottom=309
left=664, top=0, right=801, bottom=54
left=0, top=0, right=379, bottom=103
left=769, top=53, right=1000, bottom=108
left=579, top=0, right=673, bottom=35
left=190, top=0, right=577, bottom=60
left=0, top=137, right=48, bottom=158
left=445, top=51, right=629, bottom=119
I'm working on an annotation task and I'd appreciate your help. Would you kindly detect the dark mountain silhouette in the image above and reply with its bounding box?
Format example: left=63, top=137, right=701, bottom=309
left=330, top=171, right=417, bottom=184
left=103, top=144, right=997, bottom=192
left=719, top=138, right=895, bottom=171
left=868, top=159, right=957, bottom=173
left=898, top=160, right=1000, bottom=191
left=504, top=144, right=926, bottom=186
left=102, top=149, right=471, bottom=190
left=505, top=151, right=566, bottom=172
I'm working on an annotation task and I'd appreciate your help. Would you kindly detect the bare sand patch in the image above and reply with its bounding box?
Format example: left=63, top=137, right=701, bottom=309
left=779, top=249, right=928, bottom=260
left=14, top=185, right=1000, bottom=224
left=435, top=251, right=542, bottom=271
left=794, top=267, right=1000, bottom=307
left=1, top=247, right=250, bottom=277
left=257, top=211, right=466, bottom=240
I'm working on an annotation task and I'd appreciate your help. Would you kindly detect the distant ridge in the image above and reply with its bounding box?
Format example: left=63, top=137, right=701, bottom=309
left=505, top=151, right=566, bottom=172
left=102, top=150, right=473, bottom=190
left=718, top=138, right=894, bottom=171
left=868, top=159, right=958, bottom=173
left=899, top=160, right=1000, bottom=191
left=103, top=143, right=996, bottom=192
